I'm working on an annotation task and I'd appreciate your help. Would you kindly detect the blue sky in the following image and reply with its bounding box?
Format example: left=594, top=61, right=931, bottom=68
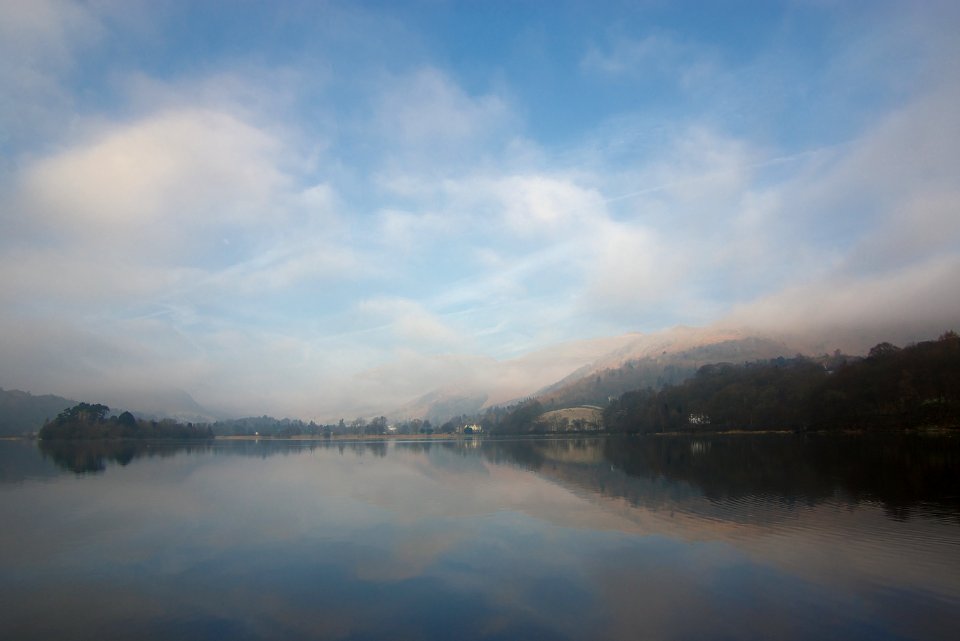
left=2, top=1, right=958, bottom=418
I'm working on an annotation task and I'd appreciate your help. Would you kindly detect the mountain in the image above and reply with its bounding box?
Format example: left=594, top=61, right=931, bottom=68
left=386, top=333, right=649, bottom=423
left=390, top=390, right=489, bottom=426
left=602, top=332, right=960, bottom=433
left=0, top=385, right=224, bottom=435
left=0, top=388, right=77, bottom=436
left=392, top=327, right=802, bottom=423
left=535, top=331, right=797, bottom=409
left=116, top=388, right=225, bottom=424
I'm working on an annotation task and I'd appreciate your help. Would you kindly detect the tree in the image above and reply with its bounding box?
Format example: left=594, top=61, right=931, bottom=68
left=351, top=417, right=366, bottom=436
left=496, top=399, right=544, bottom=433
left=40, top=402, right=212, bottom=441
left=868, top=342, right=900, bottom=358
left=369, top=416, right=387, bottom=435
left=440, top=419, right=458, bottom=434
left=56, top=402, right=110, bottom=424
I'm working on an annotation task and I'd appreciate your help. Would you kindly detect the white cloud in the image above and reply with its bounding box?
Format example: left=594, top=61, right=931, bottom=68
left=0, top=245, right=202, bottom=305
left=710, top=80, right=960, bottom=348
left=581, top=32, right=715, bottom=89
left=494, top=174, right=607, bottom=237
left=122, top=66, right=317, bottom=124
left=845, top=189, right=960, bottom=274
left=0, top=0, right=100, bottom=148
left=582, top=33, right=687, bottom=76
left=609, top=126, right=756, bottom=221
left=2, top=1, right=959, bottom=420
left=375, top=67, right=511, bottom=146
left=0, top=0, right=102, bottom=66
left=357, top=297, right=462, bottom=350
left=376, top=208, right=459, bottom=249
left=722, top=254, right=960, bottom=351
left=204, top=242, right=363, bottom=295
left=378, top=171, right=608, bottom=241
left=3, top=102, right=358, bottom=319
left=21, top=108, right=287, bottom=235
left=799, top=87, right=960, bottom=274
left=577, top=221, right=678, bottom=316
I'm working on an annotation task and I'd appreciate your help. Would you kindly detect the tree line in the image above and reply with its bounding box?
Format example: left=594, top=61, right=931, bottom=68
left=602, top=332, right=960, bottom=433
left=38, top=402, right=213, bottom=440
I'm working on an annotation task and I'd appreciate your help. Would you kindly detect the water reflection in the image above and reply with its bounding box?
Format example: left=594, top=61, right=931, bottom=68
left=1, top=435, right=958, bottom=640
left=599, top=434, right=960, bottom=521
left=37, top=439, right=212, bottom=473
left=16, top=434, right=960, bottom=522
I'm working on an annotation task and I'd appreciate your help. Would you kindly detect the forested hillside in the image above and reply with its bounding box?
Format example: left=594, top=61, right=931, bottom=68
left=603, top=332, right=960, bottom=433
left=535, top=337, right=795, bottom=410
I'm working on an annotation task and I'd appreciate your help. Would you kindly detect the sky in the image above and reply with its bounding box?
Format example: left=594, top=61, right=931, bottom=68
left=1, top=0, right=959, bottom=419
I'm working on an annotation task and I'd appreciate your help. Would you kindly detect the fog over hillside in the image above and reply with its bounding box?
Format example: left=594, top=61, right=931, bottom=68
left=383, top=324, right=951, bottom=424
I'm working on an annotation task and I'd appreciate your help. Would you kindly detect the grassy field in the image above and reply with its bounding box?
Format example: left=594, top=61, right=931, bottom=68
left=538, top=406, right=604, bottom=430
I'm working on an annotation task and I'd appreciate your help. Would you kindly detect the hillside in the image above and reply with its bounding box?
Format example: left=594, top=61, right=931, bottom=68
left=391, top=328, right=806, bottom=424
left=0, top=388, right=77, bottom=436
left=389, top=390, right=489, bottom=426
left=386, top=332, right=653, bottom=423
left=603, top=332, right=960, bottom=433
left=535, top=334, right=796, bottom=410
left=112, top=388, right=224, bottom=424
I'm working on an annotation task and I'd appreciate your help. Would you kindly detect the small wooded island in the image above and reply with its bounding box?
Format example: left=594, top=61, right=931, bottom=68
left=38, top=402, right=213, bottom=440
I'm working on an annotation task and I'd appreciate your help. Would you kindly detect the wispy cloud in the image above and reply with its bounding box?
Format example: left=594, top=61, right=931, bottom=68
left=581, top=31, right=712, bottom=84
left=1, top=1, right=958, bottom=418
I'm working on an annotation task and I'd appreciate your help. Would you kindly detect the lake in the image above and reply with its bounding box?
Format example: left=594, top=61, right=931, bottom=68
left=1, top=434, right=958, bottom=640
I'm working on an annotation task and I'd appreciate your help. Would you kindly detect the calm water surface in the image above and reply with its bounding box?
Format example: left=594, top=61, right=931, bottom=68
left=1, top=434, right=958, bottom=640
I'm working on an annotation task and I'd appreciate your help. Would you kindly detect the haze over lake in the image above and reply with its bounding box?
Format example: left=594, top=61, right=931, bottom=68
left=2, top=435, right=958, bottom=640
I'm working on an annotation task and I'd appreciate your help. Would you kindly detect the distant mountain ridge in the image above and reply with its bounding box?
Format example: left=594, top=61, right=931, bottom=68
left=385, top=333, right=649, bottom=423
left=536, top=335, right=796, bottom=410
left=5, top=325, right=898, bottom=428
left=0, top=386, right=223, bottom=435
left=0, top=388, right=77, bottom=436
left=114, top=388, right=225, bottom=424
left=389, top=390, right=489, bottom=426
left=392, top=327, right=802, bottom=423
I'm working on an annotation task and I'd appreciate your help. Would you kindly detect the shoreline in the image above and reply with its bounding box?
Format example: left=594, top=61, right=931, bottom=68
left=5, top=426, right=955, bottom=444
